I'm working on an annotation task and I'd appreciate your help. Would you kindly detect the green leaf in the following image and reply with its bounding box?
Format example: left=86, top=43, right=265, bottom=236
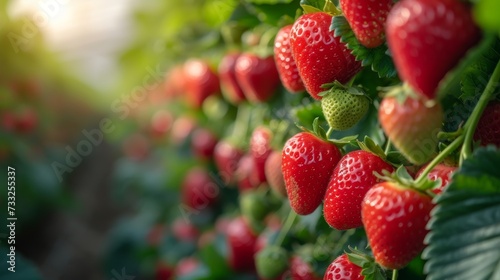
left=296, top=206, right=323, bottom=233
left=441, top=34, right=500, bottom=132
left=423, top=147, right=500, bottom=280
left=357, top=136, right=386, bottom=160
left=385, top=151, right=413, bottom=166
left=199, top=236, right=231, bottom=278
left=460, top=35, right=500, bottom=101
left=300, top=0, right=326, bottom=12
left=290, top=101, right=325, bottom=126
left=247, top=0, right=294, bottom=3
left=203, top=0, right=240, bottom=27
left=331, top=16, right=397, bottom=79
left=247, top=0, right=302, bottom=25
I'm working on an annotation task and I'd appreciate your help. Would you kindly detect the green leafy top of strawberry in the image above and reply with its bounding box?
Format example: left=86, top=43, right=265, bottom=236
left=357, top=136, right=387, bottom=161
left=300, top=0, right=341, bottom=15
left=346, top=247, right=386, bottom=280
left=375, top=166, right=441, bottom=197
left=296, top=117, right=358, bottom=146
left=332, top=15, right=397, bottom=79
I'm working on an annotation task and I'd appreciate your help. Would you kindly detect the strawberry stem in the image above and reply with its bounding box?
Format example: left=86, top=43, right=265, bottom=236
left=275, top=210, right=297, bottom=247
left=257, top=27, right=278, bottom=57
left=322, top=0, right=341, bottom=16
left=416, top=58, right=500, bottom=181
left=326, top=127, right=334, bottom=139
left=230, top=104, right=252, bottom=147
left=273, top=120, right=291, bottom=150
left=460, top=59, right=500, bottom=164
left=384, top=139, right=391, bottom=154
left=415, top=134, right=464, bottom=185
left=332, top=229, right=355, bottom=254
left=392, top=269, right=398, bottom=280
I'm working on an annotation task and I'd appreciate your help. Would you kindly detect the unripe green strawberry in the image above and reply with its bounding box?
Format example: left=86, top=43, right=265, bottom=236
left=321, top=88, right=369, bottom=131
left=240, top=191, right=268, bottom=222
left=255, top=245, right=288, bottom=279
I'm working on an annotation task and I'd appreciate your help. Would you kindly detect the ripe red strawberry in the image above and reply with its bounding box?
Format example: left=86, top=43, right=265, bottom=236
left=155, top=261, right=174, bottom=280
left=170, top=116, right=197, bottom=145
left=324, top=254, right=363, bottom=280
left=323, top=150, right=394, bottom=230
left=175, top=257, right=200, bottom=277
left=235, top=153, right=260, bottom=192
left=340, top=0, right=393, bottom=48
left=274, top=25, right=305, bottom=93
left=150, top=110, right=173, bottom=138
left=1, top=111, right=16, bottom=131
left=379, top=95, right=443, bottom=165
left=191, top=127, right=218, bottom=160
left=250, top=126, right=273, bottom=184
left=235, top=53, right=280, bottom=103
left=290, top=12, right=362, bottom=100
left=9, top=77, right=41, bottom=99
left=147, top=224, right=166, bottom=247
left=183, top=59, right=220, bottom=108
left=219, top=52, right=247, bottom=104
left=290, top=255, right=321, bottom=280
left=165, top=64, right=187, bottom=98
left=227, top=216, right=258, bottom=272
left=172, top=218, right=199, bottom=242
left=181, top=167, right=219, bottom=211
left=214, top=140, right=244, bottom=184
left=122, top=133, right=150, bottom=161
left=282, top=132, right=342, bottom=215
left=14, top=107, right=37, bottom=134
left=416, top=163, right=457, bottom=194
left=473, top=101, right=500, bottom=147
left=265, top=150, right=287, bottom=197
left=386, top=0, right=481, bottom=99
left=361, top=182, right=434, bottom=269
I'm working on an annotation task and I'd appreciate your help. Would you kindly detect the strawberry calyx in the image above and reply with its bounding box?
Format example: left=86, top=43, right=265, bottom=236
left=374, top=166, right=439, bottom=198
left=319, top=80, right=367, bottom=98
left=295, top=117, right=329, bottom=141
left=346, top=247, right=386, bottom=280
left=357, top=136, right=388, bottom=162
left=301, top=0, right=341, bottom=16
left=382, top=83, right=437, bottom=106
left=296, top=117, right=358, bottom=149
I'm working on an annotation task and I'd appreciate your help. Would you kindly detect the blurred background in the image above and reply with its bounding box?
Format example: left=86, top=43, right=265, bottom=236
left=0, top=0, right=305, bottom=279
left=0, top=0, right=236, bottom=279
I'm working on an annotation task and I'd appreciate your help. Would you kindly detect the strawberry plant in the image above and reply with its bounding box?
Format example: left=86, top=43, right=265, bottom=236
left=7, top=0, right=500, bottom=279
